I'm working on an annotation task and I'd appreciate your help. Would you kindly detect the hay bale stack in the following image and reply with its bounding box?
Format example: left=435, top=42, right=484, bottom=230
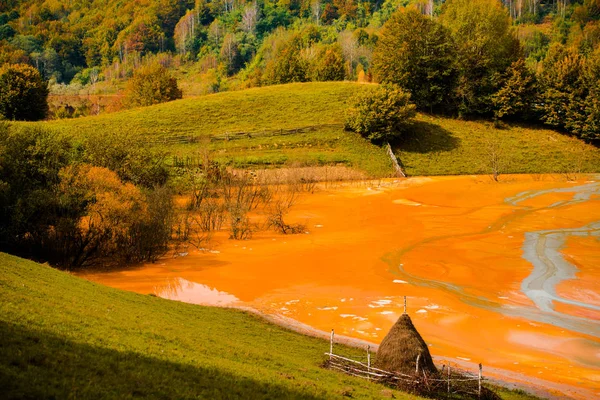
left=375, top=313, right=437, bottom=375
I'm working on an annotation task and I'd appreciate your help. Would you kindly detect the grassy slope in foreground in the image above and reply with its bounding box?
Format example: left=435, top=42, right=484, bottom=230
left=26, top=81, right=600, bottom=176
left=0, top=253, right=537, bottom=400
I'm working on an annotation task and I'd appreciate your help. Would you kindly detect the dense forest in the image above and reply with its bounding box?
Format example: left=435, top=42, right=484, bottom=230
left=0, top=0, right=599, bottom=140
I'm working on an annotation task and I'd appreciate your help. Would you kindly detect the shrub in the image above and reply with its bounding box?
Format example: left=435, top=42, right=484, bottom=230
left=123, top=63, right=182, bottom=108
left=0, top=63, right=49, bottom=121
left=345, top=84, right=416, bottom=142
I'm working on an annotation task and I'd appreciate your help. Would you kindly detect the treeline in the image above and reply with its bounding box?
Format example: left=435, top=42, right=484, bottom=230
left=0, top=121, right=314, bottom=270
left=0, top=0, right=599, bottom=138
left=1, top=0, right=598, bottom=88
left=372, top=0, right=600, bottom=141
left=0, top=122, right=172, bottom=270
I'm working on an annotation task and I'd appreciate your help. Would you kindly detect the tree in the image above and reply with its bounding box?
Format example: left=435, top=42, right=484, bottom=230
left=338, top=30, right=358, bottom=78
left=492, top=59, right=538, bottom=120
left=440, top=0, right=520, bottom=116
left=372, top=8, right=457, bottom=113
left=537, top=44, right=588, bottom=136
left=311, top=44, right=345, bottom=81
left=174, top=10, right=197, bottom=56
left=262, top=36, right=308, bottom=84
left=241, top=2, right=259, bottom=33
left=0, top=125, right=73, bottom=260
left=220, top=33, right=242, bottom=75
left=345, top=84, right=416, bottom=142
left=0, top=63, right=48, bottom=121
left=482, top=133, right=509, bottom=181
left=123, top=62, right=182, bottom=108
left=582, top=48, right=600, bottom=141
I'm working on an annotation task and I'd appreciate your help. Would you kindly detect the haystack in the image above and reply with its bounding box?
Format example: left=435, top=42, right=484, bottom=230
left=374, top=313, right=437, bottom=375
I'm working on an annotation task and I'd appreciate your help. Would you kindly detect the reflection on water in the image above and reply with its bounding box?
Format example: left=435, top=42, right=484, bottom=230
left=154, top=278, right=240, bottom=306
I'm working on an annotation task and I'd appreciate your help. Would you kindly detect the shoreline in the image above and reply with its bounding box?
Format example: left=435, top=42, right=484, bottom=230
left=234, top=304, right=592, bottom=400
left=77, top=175, right=600, bottom=399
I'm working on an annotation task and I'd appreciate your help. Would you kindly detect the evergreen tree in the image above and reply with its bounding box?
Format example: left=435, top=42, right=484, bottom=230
left=262, top=36, right=308, bottom=84
left=311, top=44, right=345, bottom=81
left=537, top=44, right=588, bottom=135
left=492, top=59, right=538, bottom=120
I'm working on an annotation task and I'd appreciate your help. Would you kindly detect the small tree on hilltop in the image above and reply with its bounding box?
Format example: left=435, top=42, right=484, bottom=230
left=345, top=84, right=416, bottom=143
left=0, top=63, right=49, bottom=121
left=124, top=63, right=182, bottom=108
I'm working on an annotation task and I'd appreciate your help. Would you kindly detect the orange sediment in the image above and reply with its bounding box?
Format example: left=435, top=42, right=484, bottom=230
left=79, top=175, right=600, bottom=399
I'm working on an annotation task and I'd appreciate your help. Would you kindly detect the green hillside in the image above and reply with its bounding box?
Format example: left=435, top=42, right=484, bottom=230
left=0, top=253, right=539, bottom=399
left=0, top=252, right=408, bottom=399
left=25, top=82, right=600, bottom=177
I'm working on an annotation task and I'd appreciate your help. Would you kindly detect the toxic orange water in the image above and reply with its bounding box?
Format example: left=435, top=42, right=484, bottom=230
left=79, top=175, right=600, bottom=399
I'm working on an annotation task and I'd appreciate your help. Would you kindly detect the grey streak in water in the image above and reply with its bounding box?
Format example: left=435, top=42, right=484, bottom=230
left=385, top=178, right=600, bottom=339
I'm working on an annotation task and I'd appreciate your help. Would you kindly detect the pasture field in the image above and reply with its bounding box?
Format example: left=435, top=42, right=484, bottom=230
left=21, top=82, right=600, bottom=177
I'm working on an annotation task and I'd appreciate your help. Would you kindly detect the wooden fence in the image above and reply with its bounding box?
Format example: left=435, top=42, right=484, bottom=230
left=325, top=329, right=488, bottom=399
left=148, top=123, right=344, bottom=146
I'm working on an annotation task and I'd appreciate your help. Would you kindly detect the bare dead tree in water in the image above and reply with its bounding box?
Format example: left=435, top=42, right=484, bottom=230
left=266, top=184, right=306, bottom=234
left=172, top=211, right=211, bottom=253
left=221, top=172, right=266, bottom=240
left=198, top=199, right=225, bottom=232
left=562, top=144, right=585, bottom=182
left=483, top=133, right=508, bottom=182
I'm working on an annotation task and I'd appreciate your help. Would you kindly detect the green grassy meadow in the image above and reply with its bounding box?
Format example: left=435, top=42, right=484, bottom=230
left=0, top=253, right=539, bottom=399
left=0, top=252, right=409, bottom=399
left=21, top=81, right=600, bottom=177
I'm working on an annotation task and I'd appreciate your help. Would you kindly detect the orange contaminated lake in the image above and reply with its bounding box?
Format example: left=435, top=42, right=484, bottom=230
left=79, top=175, right=600, bottom=399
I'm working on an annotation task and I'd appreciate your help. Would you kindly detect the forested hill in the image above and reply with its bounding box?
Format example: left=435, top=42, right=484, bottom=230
left=1, top=0, right=598, bottom=85
left=1, top=0, right=600, bottom=141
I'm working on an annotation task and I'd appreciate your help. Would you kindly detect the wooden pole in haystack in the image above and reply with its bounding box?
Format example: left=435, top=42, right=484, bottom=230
left=447, top=363, right=451, bottom=394
left=329, top=329, right=334, bottom=359
left=403, top=296, right=407, bottom=314
left=367, top=345, right=371, bottom=381
left=416, top=354, right=420, bottom=374
left=478, top=363, right=482, bottom=398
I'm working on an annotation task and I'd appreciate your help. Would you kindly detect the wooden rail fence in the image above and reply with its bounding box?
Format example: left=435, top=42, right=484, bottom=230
left=148, top=123, right=344, bottom=145
left=325, top=329, right=487, bottom=398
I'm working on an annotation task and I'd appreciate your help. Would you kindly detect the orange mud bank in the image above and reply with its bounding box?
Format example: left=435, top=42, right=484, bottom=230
left=80, top=175, right=600, bottom=399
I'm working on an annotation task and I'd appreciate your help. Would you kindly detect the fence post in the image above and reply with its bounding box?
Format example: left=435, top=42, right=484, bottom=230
left=367, top=345, right=371, bottom=381
left=478, top=363, right=482, bottom=399
left=447, top=363, right=451, bottom=394
left=329, top=329, right=334, bottom=359
left=416, top=354, right=420, bottom=374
